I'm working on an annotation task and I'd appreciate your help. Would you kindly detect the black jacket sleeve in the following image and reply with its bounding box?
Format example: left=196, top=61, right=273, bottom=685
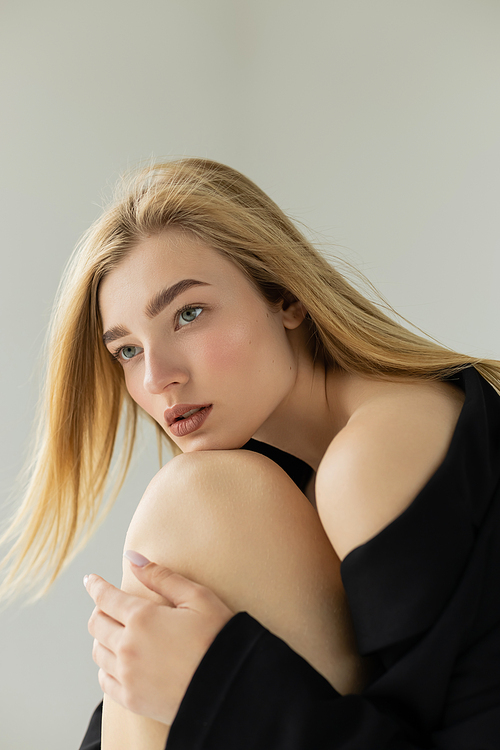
left=166, top=607, right=500, bottom=750
left=79, top=701, right=102, bottom=750
left=167, top=613, right=414, bottom=750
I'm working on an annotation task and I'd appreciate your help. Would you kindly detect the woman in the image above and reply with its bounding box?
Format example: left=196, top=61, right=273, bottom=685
left=2, top=158, right=499, bottom=749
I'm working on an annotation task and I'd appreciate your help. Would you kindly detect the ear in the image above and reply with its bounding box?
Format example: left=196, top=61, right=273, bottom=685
left=281, top=299, right=307, bottom=330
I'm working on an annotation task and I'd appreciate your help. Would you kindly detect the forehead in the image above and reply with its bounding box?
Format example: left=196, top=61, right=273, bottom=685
left=98, top=228, right=258, bottom=322
left=111, top=229, right=241, bottom=284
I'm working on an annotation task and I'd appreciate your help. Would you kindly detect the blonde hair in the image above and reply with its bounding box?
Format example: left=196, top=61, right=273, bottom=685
left=1, top=157, right=499, bottom=602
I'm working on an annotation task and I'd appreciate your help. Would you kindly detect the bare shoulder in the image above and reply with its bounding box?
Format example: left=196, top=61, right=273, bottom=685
left=315, top=378, right=465, bottom=560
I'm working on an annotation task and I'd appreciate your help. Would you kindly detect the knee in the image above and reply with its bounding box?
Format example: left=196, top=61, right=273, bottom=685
left=123, top=448, right=316, bottom=578
left=124, top=449, right=294, bottom=556
left=145, top=448, right=295, bottom=516
left=166, top=447, right=284, bottom=483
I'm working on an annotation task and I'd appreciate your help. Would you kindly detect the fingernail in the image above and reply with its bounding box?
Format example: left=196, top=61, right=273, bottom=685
left=124, top=550, right=151, bottom=567
left=83, top=574, right=89, bottom=588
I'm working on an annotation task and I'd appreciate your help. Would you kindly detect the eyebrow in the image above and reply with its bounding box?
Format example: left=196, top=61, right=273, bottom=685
left=102, top=278, right=210, bottom=346
left=145, top=278, right=209, bottom=318
left=103, top=324, right=131, bottom=346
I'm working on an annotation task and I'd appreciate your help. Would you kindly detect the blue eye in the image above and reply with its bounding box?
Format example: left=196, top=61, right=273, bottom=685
left=178, top=307, right=202, bottom=327
left=119, top=345, right=143, bottom=361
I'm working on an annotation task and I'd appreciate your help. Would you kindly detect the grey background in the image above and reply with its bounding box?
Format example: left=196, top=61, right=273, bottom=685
left=1, top=1, right=499, bottom=747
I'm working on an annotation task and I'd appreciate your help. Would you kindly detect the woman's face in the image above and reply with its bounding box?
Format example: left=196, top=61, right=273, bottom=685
left=98, top=229, right=304, bottom=452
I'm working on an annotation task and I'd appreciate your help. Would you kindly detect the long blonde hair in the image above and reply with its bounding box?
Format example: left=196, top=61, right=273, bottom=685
left=2, top=157, right=499, bottom=602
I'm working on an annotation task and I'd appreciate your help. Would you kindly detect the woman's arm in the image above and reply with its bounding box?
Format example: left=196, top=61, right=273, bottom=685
left=87, top=563, right=233, bottom=750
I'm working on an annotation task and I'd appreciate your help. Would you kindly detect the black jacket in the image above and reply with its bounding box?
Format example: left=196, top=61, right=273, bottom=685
left=80, top=367, right=500, bottom=749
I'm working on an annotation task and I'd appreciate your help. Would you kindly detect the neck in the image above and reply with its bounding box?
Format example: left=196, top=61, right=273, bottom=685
left=252, top=349, right=364, bottom=471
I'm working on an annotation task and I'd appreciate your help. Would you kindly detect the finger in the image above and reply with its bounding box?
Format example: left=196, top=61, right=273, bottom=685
left=84, top=573, right=145, bottom=624
left=92, top=638, right=118, bottom=678
left=88, top=606, right=124, bottom=652
left=98, top=667, right=123, bottom=703
left=124, top=552, right=201, bottom=608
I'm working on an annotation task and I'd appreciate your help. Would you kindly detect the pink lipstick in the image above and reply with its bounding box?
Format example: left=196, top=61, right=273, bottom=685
left=165, top=404, right=213, bottom=438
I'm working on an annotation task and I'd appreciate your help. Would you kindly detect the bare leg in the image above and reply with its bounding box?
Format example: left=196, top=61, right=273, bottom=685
left=102, top=449, right=369, bottom=750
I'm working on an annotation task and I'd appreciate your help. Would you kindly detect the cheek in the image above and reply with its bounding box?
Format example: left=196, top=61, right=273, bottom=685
left=197, top=322, right=256, bottom=372
left=198, top=315, right=290, bottom=383
left=122, top=369, right=149, bottom=409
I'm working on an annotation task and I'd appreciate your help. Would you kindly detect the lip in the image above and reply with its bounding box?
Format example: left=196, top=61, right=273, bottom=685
left=167, top=404, right=213, bottom=438
left=164, top=403, right=212, bottom=427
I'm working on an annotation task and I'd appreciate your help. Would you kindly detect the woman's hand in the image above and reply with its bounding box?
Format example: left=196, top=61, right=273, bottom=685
left=85, top=553, right=234, bottom=725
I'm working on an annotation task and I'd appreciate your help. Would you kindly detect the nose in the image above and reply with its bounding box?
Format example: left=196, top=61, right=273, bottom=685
left=143, top=348, right=189, bottom=394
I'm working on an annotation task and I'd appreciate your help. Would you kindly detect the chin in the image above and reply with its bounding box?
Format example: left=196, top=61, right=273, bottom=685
left=176, top=431, right=252, bottom=454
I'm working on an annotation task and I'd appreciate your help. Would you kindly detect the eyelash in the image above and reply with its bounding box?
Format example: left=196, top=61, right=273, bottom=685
left=174, top=303, right=204, bottom=330
left=110, top=346, right=139, bottom=362
left=110, top=304, right=204, bottom=362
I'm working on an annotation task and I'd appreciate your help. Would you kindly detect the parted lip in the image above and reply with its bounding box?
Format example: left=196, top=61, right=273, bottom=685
left=164, top=403, right=212, bottom=427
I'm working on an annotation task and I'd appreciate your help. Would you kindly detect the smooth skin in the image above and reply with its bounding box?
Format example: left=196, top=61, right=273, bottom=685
left=91, top=228, right=465, bottom=749
left=87, top=449, right=369, bottom=749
